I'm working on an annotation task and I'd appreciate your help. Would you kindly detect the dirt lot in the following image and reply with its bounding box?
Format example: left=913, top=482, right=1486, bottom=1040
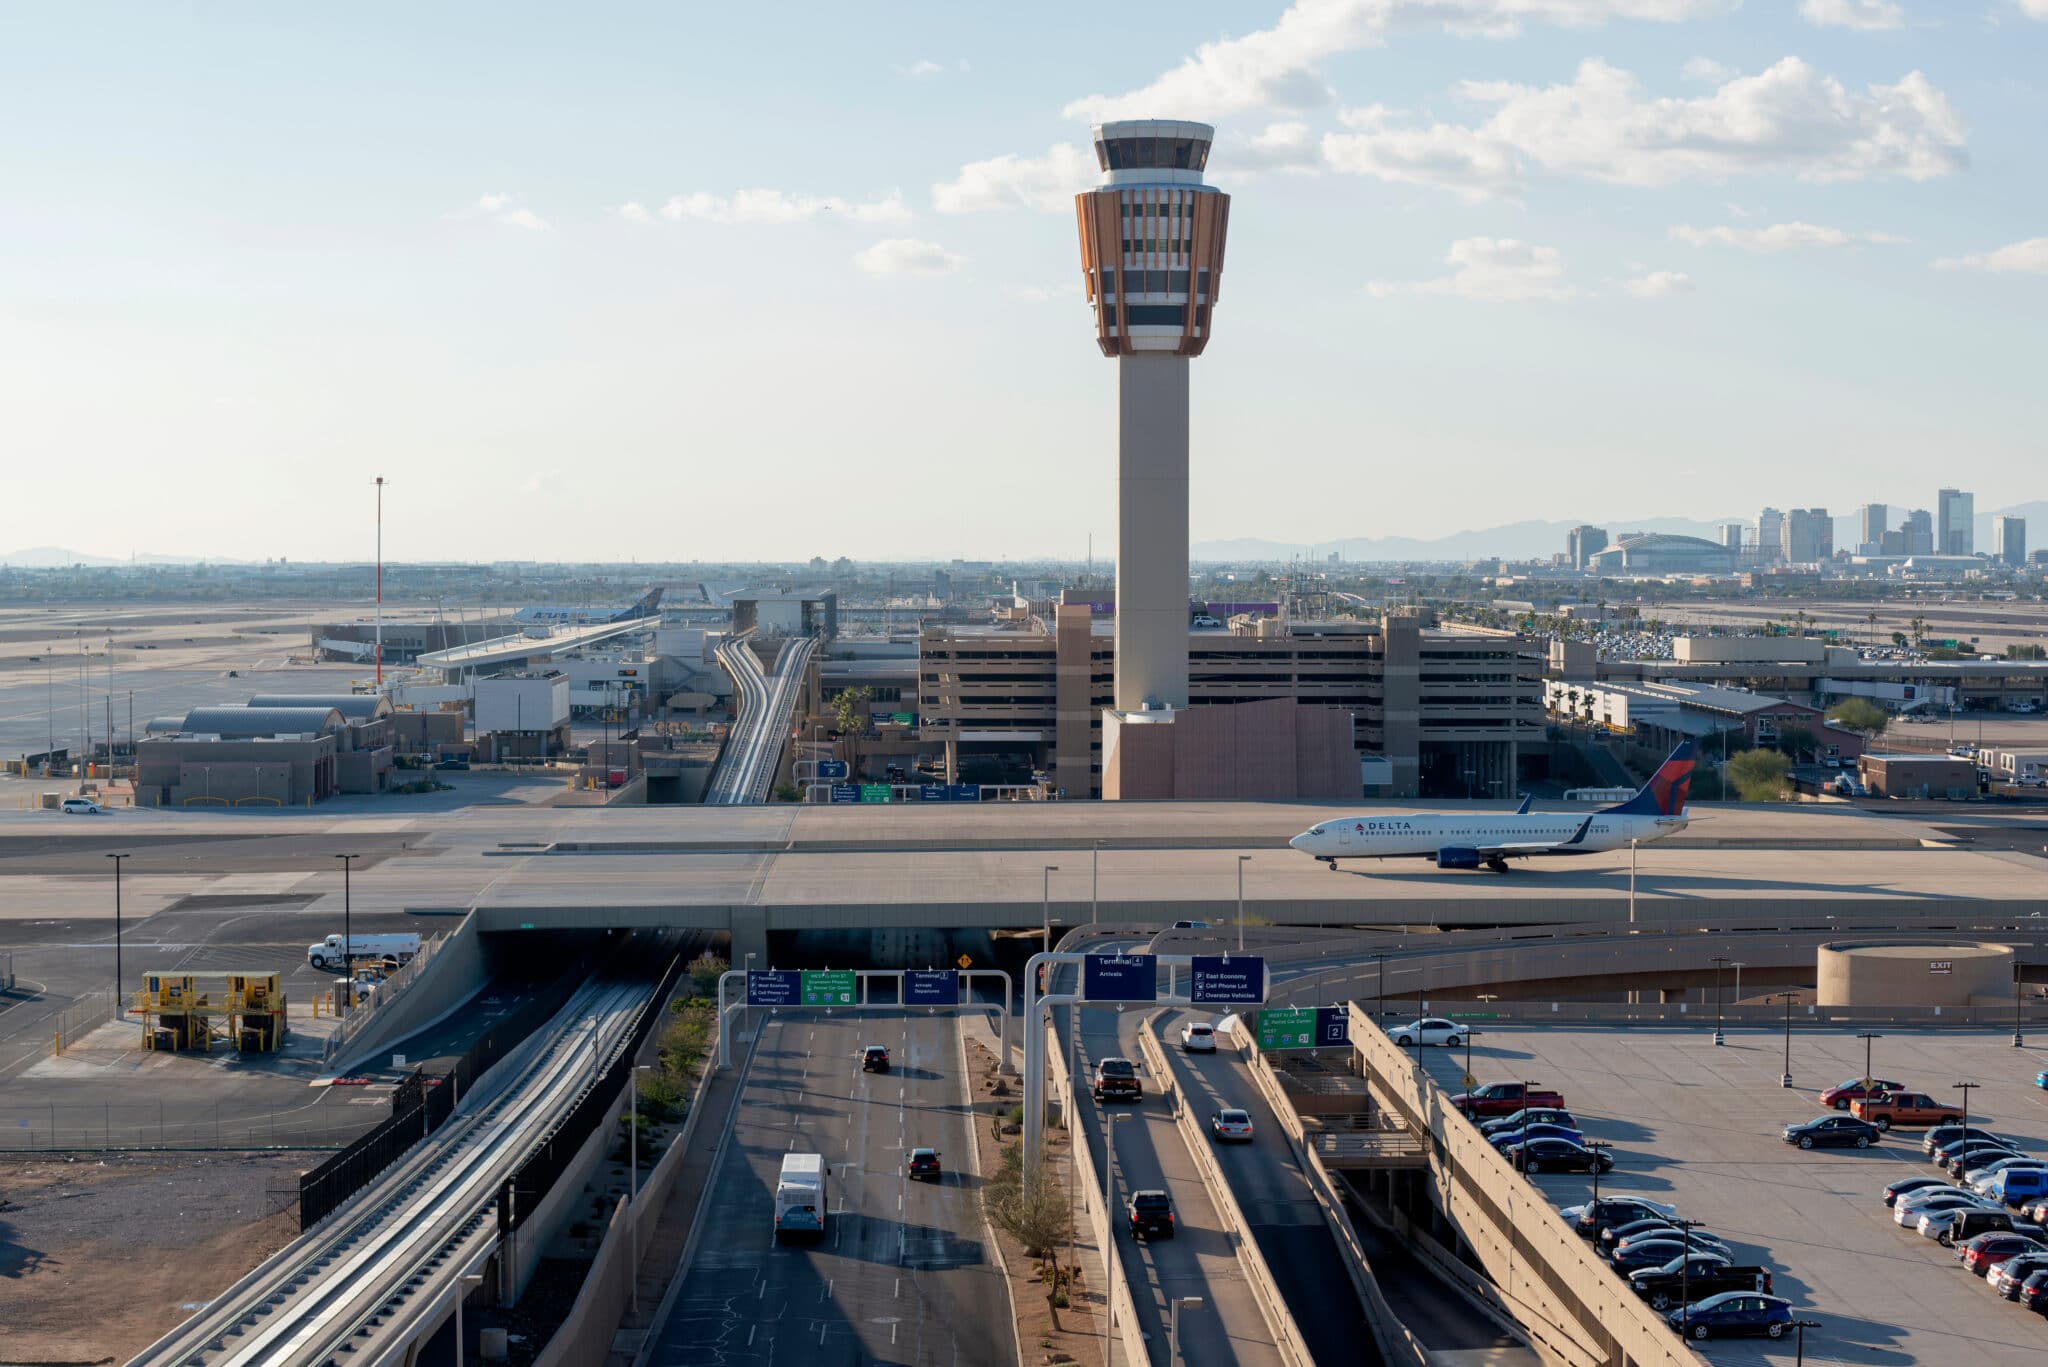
left=0, top=1152, right=305, bottom=1364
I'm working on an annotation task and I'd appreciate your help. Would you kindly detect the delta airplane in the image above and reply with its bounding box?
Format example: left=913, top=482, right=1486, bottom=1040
left=1288, top=741, right=1696, bottom=873
left=511, top=587, right=664, bottom=626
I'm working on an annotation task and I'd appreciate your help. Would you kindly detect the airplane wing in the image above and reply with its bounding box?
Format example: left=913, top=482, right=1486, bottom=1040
left=1474, top=814, right=1595, bottom=857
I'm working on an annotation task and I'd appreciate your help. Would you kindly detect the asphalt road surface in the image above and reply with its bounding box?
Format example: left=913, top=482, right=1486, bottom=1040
left=644, top=1009, right=1014, bottom=1367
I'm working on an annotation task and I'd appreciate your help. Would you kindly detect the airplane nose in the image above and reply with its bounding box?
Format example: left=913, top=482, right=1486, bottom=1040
left=1287, top=833, right=1305, bottom=850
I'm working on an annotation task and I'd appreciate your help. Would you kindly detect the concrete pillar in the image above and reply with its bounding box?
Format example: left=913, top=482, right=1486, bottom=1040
left=1114, top=355, right=1190, bottom=712
left=728, top=908, right=768, bottom=974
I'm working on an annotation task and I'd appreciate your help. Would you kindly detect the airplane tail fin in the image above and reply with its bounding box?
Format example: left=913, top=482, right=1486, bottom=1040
left=611, top=587, right=664, bottom=623
left=1600, top=741, right=1696, bottom=817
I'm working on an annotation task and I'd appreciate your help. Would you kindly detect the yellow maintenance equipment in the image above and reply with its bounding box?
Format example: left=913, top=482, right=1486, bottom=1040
left=136, top=970, right=290, bottom=1053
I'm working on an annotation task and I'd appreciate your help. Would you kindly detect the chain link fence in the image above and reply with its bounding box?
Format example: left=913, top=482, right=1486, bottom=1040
left=0, top=1100, right=363, bottom=1151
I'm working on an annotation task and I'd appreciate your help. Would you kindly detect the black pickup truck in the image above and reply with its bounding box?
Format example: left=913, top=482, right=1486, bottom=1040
left=1628, top=1258, right=1773, bottom=1311
left=1093, top=1057, right=1142, bottom=1103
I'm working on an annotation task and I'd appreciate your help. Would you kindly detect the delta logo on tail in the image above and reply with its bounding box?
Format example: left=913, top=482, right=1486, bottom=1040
left=1601, top=740, right=1695, bottom=818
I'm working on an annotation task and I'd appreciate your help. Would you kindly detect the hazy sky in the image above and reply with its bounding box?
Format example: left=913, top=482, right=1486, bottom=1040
left=4, top=2, right=2044, bottom=563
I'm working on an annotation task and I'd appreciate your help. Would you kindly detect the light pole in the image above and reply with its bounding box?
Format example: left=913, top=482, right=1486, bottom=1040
left=1464, top=1026, right=1478, bottom=1090
left=1955, top=1081, right=1979, bottom=1138
left=1168, top=1295, right=1204, bottom=1367
left=335, top=853, right=362, bottom=1015
left=1857, top=1031, right=1882, bottom=1098
left=1791, top=1317, right=1822, bottom=1367
left=1235, top=854, right=1249, bottom=954
left=1585, top=1138, right=1612, bottom=1209
left=1042, top=865, right=1060, bottom=955
left=2015, top=961, right=2029, bottom=1049
left=454, top=1271, right=485, bottom=1367
left=1375, top=953, right=1387, bottom=1022
left=1774, top=991, right=1796, bottom=1088
left=1092, top=839, right=1101, bottom=925
left=1628, top=838, right=1638, bottom=925
left=105, top=853, right=128, bottom=1014
left=1710, top=955, right=1729, bottom=1046
left=1673, top=1217, right=1706, bottom=1330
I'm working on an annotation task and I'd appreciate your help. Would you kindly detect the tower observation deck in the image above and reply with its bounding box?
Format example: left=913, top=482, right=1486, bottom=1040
left=1074, top=119, right=1230, bottom=718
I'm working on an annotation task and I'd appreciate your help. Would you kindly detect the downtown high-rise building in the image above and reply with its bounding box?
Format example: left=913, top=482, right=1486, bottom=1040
left=1755, top=508, right=1784, bottom=564
left=1720, top=523, right=1745, bottom=552
left=1937, top=488, right=1974, bottom=555
left=1993, top=515, right=2027, bottom=568
left=1857, top=503, right=1887, bottom=555
left=1782, top=508, right=1832, bottom=564
left=1567, top=525, right=1608, bottom=570
left=1902, top=508, right=1934, bottom=556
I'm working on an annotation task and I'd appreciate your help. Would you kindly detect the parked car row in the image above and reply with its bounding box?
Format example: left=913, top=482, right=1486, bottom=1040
left=1880, top=1125, right=2048, bottom=1316
left=1562, top=1195, right=1789, bottom=1338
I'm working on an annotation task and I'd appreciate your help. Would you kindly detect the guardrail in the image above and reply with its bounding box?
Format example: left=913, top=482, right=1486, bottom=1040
left=1137, top=1014, right=1314, bottom=1367
left=321, top=932, right=443, bottom=1060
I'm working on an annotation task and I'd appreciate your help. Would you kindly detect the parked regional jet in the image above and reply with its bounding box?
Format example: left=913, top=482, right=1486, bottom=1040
left=1288, top=742, right=1695, bottom=872
left=511, top=587, right=664, bottom=626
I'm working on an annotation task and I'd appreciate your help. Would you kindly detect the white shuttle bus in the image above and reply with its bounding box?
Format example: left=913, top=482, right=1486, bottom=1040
left=774, top=1152, right=827, bottom=1239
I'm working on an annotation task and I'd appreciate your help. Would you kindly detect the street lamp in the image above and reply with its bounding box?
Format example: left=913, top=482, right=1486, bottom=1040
left=334, top=853, right=362, bottom=1015
left=454, top=1272, right=487, bottom=1367
left=1584, top=1139, right=1612, bottom=1209
left=1774, top=991, right=1796, bottom=1088
left=1374, top=953, right=1387, bottom=1022
left=1463, top=1026, right=1479, bottom=1091
left=1235, top=854, right=1250, bottom=954
left=1857, top=1031, right=1882, bottom=1097
left=105, top=853, right=128, bottom=1015
left=1168, top=1295, right=1205, bottom=1367
left=1673, top=1218, right=1707, bottom=1328
left=1954, top=1081, right=1980, bottom=1137
left=2014, top=961, right=2029, bottom=1049
left=1710, top=955, right=1730, bottom=1046
left=1791, top=1317, right=1823, bottom=1367
left=1092, top=839, right=1101, bottom=925
left=1042, top=865, right=1060, bottom=954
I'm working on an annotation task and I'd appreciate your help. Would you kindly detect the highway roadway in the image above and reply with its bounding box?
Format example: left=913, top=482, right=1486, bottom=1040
left=643, top=1008, right=1013, bottom=1367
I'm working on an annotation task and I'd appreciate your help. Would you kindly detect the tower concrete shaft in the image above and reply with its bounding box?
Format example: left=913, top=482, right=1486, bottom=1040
left=1074, top=118, right=1228, bottom=714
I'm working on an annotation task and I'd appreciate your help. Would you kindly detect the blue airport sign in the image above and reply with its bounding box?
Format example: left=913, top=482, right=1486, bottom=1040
left=1189, top=956, right=1265, bottom=1005
left=1315, top=1007, right=1351, bottom=1049
left=903, top=970, right=960, bottom=1006
left=829, top=784, right=860, bottom=804
left=920, top=783, right=950, bottom=802
left=817, top=760, right=849, bottom=780
left=1082, top=954, right=1157, bottom=1003
left=948, top=784, right=980, bottom=802
left=746, top=970, right=803, bottom=1007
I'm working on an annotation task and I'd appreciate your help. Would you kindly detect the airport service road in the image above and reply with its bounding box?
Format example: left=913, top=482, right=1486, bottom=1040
left=644, top=1009, right=1013, bottom=1367
left=1414, top=1026, right=2048, bottom=1367
left=1068, top=997, right=1286, bottom=1367
left=1147, top=1010, right=1377, bottom=1366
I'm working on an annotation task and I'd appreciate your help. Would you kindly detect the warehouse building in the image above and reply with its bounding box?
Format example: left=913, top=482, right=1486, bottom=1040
left=135, top=695, right=402, bottom=805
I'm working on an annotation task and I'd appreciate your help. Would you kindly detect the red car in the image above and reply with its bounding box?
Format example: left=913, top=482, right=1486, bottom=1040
left=1451, top=1082, right=1566, bottom=1119
left=1960, top=1231, right=2043, bottom=1276
left=1820, top=1077, right=1907, bottom=1111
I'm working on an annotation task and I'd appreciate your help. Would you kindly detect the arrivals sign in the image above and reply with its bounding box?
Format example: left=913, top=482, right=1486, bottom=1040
left=1082, top=954, right=1157, bottom=1003
left=746, top=970, right=803, bottom=1006
left=1189, top=956, right=1265, bottom=1005
left=801, top=969, right=857, bottom=1006
left=903, top=970, right=960, bottom=1006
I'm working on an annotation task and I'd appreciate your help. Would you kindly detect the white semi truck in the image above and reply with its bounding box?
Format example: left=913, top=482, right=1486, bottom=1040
left=307, top=932, right=422, bottom=972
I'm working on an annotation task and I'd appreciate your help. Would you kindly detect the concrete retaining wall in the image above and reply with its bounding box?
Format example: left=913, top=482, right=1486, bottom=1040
left=330, top=911, right=488, bottom=1074
left=1049, top=1017, right=1149, bottom=1367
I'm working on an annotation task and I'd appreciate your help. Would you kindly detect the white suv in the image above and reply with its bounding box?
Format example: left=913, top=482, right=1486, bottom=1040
left=1180, top=1021, right=1218, bottom=1052
left=60, top=797, right=106, bottom=815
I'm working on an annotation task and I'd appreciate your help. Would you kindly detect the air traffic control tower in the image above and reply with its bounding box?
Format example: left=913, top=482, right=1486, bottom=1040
left=1074, top=119, right=1229, bottom=713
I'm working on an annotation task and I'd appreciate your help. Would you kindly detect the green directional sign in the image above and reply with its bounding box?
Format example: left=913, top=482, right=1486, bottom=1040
left=801, top=969, right=857, bottom=1006
left=860, top=783, right=892, bottom=803
left=1256, top=1008, right=1316, bottom=1051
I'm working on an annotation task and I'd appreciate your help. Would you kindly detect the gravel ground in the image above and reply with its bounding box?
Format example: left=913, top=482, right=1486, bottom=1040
left=0, top=1151, right=306, bottom=1364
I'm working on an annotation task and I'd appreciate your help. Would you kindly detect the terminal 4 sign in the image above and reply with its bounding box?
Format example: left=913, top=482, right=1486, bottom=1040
left=1189, top=956, right=1265, bottom=1005
left=1082, top=954, right=1157, bottom=1003
left=903, top=970, right=960, bottom=1006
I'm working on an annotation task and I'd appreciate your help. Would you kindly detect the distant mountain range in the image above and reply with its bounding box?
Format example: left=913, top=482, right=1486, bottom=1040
left=0, top=547, right=217, bottom=567
left=1192, top=501, right=2048, bottom=564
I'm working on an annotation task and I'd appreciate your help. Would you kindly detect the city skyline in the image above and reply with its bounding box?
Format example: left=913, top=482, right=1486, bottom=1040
left=4, top=2, right=2046, bottom=562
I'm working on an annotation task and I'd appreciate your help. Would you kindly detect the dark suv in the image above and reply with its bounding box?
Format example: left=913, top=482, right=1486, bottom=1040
left=1127, top=1190, right=1174, bottom=1240
left=861, top=1045, right=890, bottom=1073
left=906, top=1148, right=941, bottom=1181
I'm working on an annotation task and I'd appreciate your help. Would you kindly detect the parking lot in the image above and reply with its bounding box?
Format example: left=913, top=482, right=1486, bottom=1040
left=1415, top=1024, right=2048, bottom=1364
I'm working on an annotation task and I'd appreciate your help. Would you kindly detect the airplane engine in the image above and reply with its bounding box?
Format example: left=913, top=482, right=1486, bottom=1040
left=1435, top=847, right=1482, bottom=870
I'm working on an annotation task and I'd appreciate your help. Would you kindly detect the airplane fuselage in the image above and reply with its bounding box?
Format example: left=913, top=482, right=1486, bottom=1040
left=1289, top=811, right=1688, bottom=862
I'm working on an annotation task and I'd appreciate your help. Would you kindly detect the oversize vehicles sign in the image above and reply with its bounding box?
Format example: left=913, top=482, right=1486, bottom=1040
left=903, top=970, right=960, bottom=1006
left=802, top=969, right=857, bottom=1005
left=1190, top=956, right=1265, bottom=1005
left=1083, top=954, right=1157, bottom=1003
left=747, top=969, right=802, bottom=1006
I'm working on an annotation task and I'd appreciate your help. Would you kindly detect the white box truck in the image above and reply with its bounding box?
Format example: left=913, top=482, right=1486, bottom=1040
left=308, top=932, right=422, bottom=972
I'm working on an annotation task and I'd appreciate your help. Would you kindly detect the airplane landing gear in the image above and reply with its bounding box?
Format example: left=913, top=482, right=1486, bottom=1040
left=1322, top=858, right=1338, bottom=871
left=1485, top=857, right=1510, bottom=872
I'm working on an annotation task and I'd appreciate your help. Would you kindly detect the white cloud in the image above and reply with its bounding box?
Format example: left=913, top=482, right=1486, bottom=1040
left=1367, top=236, right=1575, bottom=301
left=1683, top=56, right=1734, bottom=83
left=1798, top=0, right=1906, bottom=29
left=1671, top=220, right=1904, bottom=250
left=899, top=59, right=947, bottom=77
left=618, top=201, right=656, bottom=225
left=657, top=188, right=911, bottom=225
left=932, top=143, right=1097, bottom=213
left=853, top=238, right=965, bottom=276
left=1061, top=0, right=1733, bottom=121
left=2024, top=0, right=2048, bottom=17
left=1627, top=269, right=1695, bottom=296
left=1232, top=121, right=1327, bottom=173
left=471, top=193, right=551, bottom=231
left=1933, top=236, right=2048, bottom=273
left=1321, top=57, right=1965, bottom=196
